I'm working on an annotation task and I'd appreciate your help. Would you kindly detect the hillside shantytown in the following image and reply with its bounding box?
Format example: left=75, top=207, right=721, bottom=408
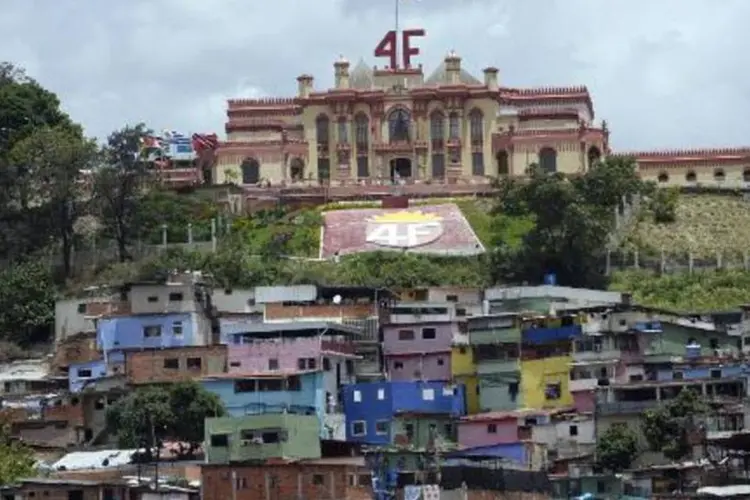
left=4, top=22, right=750, bottom=500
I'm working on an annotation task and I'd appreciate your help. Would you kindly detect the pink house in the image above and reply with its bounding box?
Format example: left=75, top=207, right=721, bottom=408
left=457, top=409, right=569, bottom=448
left=382, top=321, right=456, bottom=381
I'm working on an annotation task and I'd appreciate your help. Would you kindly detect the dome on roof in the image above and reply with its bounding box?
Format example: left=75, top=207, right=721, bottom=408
left=425, top=61, right=480, bottom=85
left=350, top=59, right=374, bottom=89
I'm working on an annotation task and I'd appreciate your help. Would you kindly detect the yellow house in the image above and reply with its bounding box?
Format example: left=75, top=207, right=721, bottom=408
left=520, top=356, right=573, bottom=410
left=451, top=345, right=479, bottom=414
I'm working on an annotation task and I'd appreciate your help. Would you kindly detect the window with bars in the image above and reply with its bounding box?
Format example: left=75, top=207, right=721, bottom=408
left=448, top=113, right=460, bottom=139
left=469, top=110, right=483, bottom=144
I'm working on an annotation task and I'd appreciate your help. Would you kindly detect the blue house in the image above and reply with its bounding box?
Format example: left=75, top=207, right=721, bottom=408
left=200, top=370, right=345, bottom=440
left=342, top=381, right=466, bottom=444
left=97, top=313, right=203, bottom=352
left=68, top=351, right=124, bottom=393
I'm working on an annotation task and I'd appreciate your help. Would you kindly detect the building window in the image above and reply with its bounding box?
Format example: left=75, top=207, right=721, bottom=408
left=172, top=322, right=183, bottom=336
left=163, top=358, right=179, bottom=370
left=448, top=112, right=460, bottom=140
left=312, top=474, right=325, bottom=485
left=143, top=325, right=162, bottom=338
left=353, top=390, right=362, bottom=402
left=686, top=170, right=697, bottom=182
left=346, top=359, right=354, bottom=375
left=288, top=375, right=301, bottom=391
left=337, top=119, right=348, bottom=144
left=234, top=380, right=255, bottom=393
left=375, top=420, right=390, bottom=435
left=715, top=168, right=725, bottom=181
left=538, top=147, right=557, bottom=173
left=446, top=295, right=458, bottom=302
left=147, top=296, right=158, bottom=303
left=487, top=424, right=497, bottom=434
left=210, top=434, right=229, bottom=447
left=317, top=158, right=330, bottom=183
left=431, top=153, right=445, bottom=179
left=711, top=369, right=722, bottom=379
left=77, top=303, right=86, bottom=314
left=355, top=113, right=369, bottom=148
left=240, top=158, right=260, bottom=184
left=168, top=292, right=183, bottom=301
left=351, top=421, right=366, bottom=436
left=187, top=357, right=202, bottom=370
left=422, top=388, right=435, bottom=401
left=258, top=379, right=283, bottom=391
left=230, top=361, right=241, bottom=368
left=496, top=150, right=509, bottom=175
left=316, top=114, right=330, bottom=146
left=472, top=152, right=485, bottom=176
left=469, top=109, right=483, bottom=144
left=437, top=358, right=444, bottom=366
left=422, top=328, right=436, bottom=340
left=430, top=110, right=444, bottom=145
left=569, top=425, right=578, bottom=436
left=545, top=382, right=561, bottom=400
left=377, top=388, right=385, bottom=400
left=356, top=155, right=369, bottom=178
left=398, top=329, right=415, bottom=341
left=673, top=371, right=683, bottom=380
left=393, top=361, right=403, bottom=370
left=657, top=172, right=669, bottom=183
left=388, top=108, right=411, bottom=143
left=77, top=369, right=92, bottom=378
left=268, top=358, right=279, bottom=370
left=323, top=358, right=331, bottom=371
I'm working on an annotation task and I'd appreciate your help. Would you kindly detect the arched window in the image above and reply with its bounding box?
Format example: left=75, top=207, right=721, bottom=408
left=685, top=171, right=696, bottom=183
left=430, top=111, right=444, bottom=143
left=240, top=157, right=260, bottom=184
left=469, top=109, right=483, bottom=144
left=354, top=113, right=369, bottom=148
left=657, top=172, right=669, bottom=183
left=587, top=146, right=601, bottom=169
left=337, top=118, right=348, bottom=144
left=496, top=151, right=509, bottom=176
left=714, top=168, right=725, bottom=181
left=538, top=147, right=557, bottom=174
left=316, top=115, right=330, bottom=146
left=388, top=108, right=411, bottom=143
left=448, top=112, right=460, bottom=140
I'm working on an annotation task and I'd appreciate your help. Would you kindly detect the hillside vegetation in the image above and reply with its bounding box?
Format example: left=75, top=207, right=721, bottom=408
left=624, top=193, right=750, bottom=260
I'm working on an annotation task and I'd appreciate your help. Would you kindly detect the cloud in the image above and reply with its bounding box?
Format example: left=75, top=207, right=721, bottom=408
left=0, top=0, right=747, bottom=151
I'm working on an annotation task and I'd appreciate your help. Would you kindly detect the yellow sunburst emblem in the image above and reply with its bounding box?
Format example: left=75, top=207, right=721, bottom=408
left=368, top=211, right=443, bottom=224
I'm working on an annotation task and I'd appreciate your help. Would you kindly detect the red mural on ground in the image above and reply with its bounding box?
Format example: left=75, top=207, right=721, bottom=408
left=320, top=204, right=484, bottom=259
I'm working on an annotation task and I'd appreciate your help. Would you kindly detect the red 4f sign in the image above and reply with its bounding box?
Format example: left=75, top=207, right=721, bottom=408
left=374, top=29, right=426, bottom=69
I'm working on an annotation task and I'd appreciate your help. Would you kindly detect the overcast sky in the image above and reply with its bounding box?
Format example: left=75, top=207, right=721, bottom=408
left=2, top=0, right=748, bottom=151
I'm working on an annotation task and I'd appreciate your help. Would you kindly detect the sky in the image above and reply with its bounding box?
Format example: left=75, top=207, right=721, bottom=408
left=1, top=0, right=748, bottom=151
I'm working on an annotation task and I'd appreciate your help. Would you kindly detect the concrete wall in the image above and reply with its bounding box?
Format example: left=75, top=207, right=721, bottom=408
left=458, top=418, right=519, bottom=448
left=385, top=352, right=451, bottom=381
left=382, top=322, right=455, bottom=355
left=520, top=356, right=574, bottom=409
left=97, top=313, right=205, bottom=351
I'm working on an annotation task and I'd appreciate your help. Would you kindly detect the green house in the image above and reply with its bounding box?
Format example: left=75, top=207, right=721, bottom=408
left=204, top=413, right=321, bottom=463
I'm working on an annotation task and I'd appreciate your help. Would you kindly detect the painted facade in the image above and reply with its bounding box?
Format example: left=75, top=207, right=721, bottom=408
left=451, top=345, right=479, bottom=414
left=125, top=345, right=227, bottom=385
left=204, top=413, right=321, bottom=462
left=469, top=314, right=522, bottom=412
left=342, top=381, right=466, bottom=444
left=97, top=313, right=206, bottom=351
left=520, top=356, right=574, bottom=410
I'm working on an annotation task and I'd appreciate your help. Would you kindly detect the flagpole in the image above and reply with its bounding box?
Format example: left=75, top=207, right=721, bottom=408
left=395, top=0, right=400, bottom=69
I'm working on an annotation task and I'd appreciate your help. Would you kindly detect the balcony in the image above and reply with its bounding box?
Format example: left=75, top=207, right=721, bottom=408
left=470, top=327, right=521, bottom=345
left=572, top=348, right=621, bottom=363
left=476, top=359, right=519, bottom=375
left=597, top=400, right=660, bottom=415
left=321, top=339, right=356, bottom=355
left=569, top=378, right=599, bottom=392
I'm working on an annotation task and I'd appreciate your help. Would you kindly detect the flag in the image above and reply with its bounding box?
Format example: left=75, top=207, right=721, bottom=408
left=192, top=133, right=219, bottom=153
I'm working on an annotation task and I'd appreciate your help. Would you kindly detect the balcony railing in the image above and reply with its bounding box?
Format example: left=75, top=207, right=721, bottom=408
left=321, top=340, right=356, bottom=354
left=596, top=400, right=660, bottom=415
left=572, top=349, right=621, bottom=362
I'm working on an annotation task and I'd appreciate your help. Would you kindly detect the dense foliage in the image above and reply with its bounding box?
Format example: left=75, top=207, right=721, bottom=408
left=596, top=424, right=639, bottom=472
left=610, top=269, right=750, bottom=312
left=0, top=415, right=35, bottom=486
left=642, top=389, right=708, bottom=461
left=107, top=381, right=225, bottom=460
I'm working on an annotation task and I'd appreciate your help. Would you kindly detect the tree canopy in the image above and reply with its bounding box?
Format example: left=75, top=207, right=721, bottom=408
left=107, top=381, right=225, bottom=460
left=642, top=389, right=709, bottom=461
left=0, top=415, right=35, bottom=486
left=596, top=424, right=639, bottom=472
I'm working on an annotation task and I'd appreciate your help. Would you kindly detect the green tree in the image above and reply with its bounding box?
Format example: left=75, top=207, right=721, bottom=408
left=9, top=126, right=99, bottom=277
left=597, top=424, right=639, bottom=472
left=490, top=157, right=647, bottom=288
left=134, top=189, right=219, bottom=244
left=650, top=186, right=680, bottom=223
left=0, top=260, right=55, bottom=345
left=642, top=389, right=708, bottom=461
left=0, top=414, right=35, bottom=485
left=107, top=381, right=224, bottom=460
left=93, top=124, right=151, bottom=262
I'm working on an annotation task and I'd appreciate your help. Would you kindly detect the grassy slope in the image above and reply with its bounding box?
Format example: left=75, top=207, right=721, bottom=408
left=624, top=194, right=750, bottom=259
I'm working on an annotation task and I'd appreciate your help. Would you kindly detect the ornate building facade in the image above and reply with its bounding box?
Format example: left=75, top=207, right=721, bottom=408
left=217, top=50, right=750, bottom=192
left=216, top=51, right=607, bottom=188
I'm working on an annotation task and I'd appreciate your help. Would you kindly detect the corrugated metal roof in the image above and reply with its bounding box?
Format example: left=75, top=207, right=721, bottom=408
left=255, top=285, right=317, bottom=304
left=225, top=321, right=362, bottom=337
left=52, top=449, right=138, bottom=471
left=485, top=286, right=623, bottom=305
left=0, top=359, right=50, bottom=381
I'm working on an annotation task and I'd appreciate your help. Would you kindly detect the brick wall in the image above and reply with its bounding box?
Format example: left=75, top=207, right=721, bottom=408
left=54, top=333, right=100, bottom=369
left=126, top=345, right=227, bottom=384
left=44, top=402, right=85, bottom=426
left=202, top=463, right=372, bottom=500
left=12, top=484, right=127, bottom=500
left=264, top=303, right=376, bottom=320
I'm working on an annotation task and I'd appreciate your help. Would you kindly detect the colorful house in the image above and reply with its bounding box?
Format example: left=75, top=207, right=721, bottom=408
left=519, top=314, right=581, bottom=410
left=469, top=314, right=522, bottom=412
left=204, top=413, right=321, bottom=463
left=342, top=380, right=466, bottom=445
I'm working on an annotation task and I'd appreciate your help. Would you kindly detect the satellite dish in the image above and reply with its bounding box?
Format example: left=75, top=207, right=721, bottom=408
left=333, top=295, right=342, bottom=305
